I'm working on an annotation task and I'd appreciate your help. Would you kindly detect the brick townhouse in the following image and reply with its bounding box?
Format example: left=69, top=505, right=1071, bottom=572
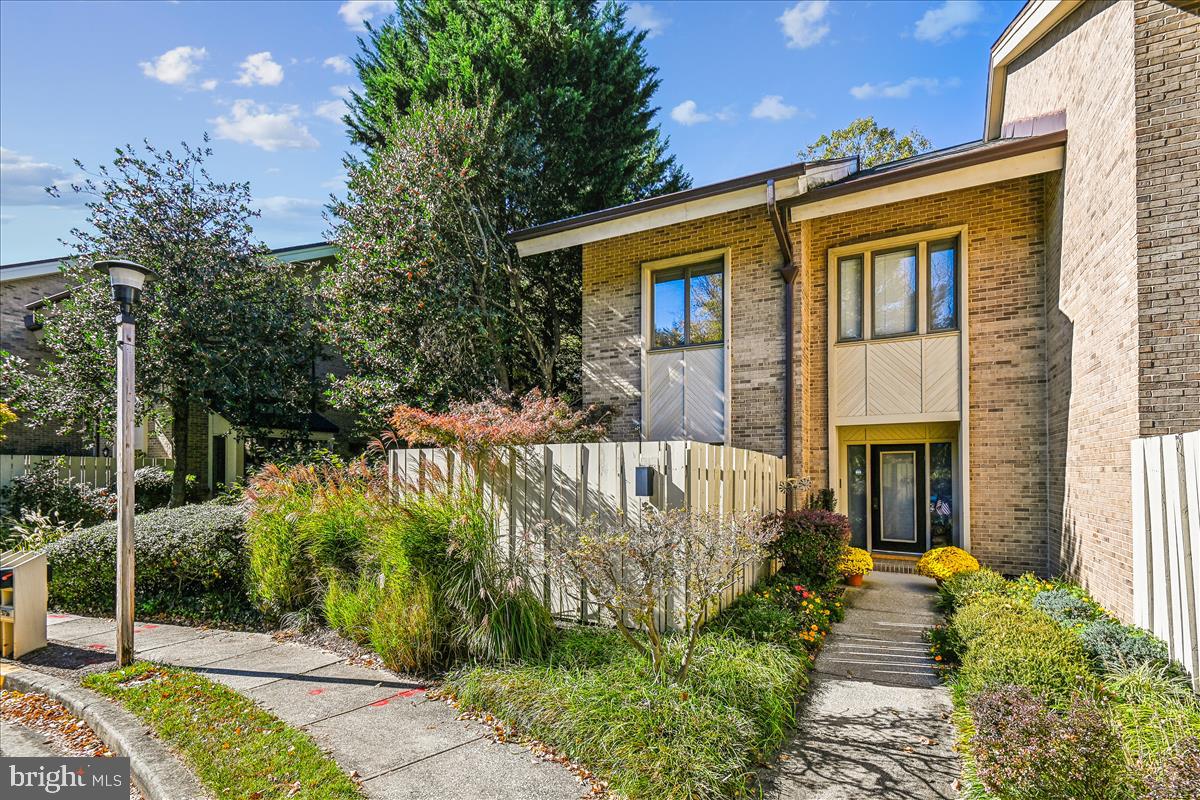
left=509, top=0, right=1199, bottom=622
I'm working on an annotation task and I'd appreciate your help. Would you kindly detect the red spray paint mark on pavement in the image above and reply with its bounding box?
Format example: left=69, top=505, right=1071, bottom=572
left=308, top=688, right=325, bottom=696
left=368, top=688, right=426, bottom=707
left=48, top=614, right=71, bottom=619
left=86, top=643, right=110, bottom=651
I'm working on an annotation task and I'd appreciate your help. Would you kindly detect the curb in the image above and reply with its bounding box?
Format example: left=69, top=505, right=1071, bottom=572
left=1, top=663, right=208, bottom=800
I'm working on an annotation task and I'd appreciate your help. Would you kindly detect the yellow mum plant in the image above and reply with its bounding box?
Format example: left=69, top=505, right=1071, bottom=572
left=916, top=546, right=980, bottom=582
left=837, top=546, right=874, bottom=577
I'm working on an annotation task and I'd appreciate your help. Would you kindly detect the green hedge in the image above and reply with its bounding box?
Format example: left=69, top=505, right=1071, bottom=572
left=45, top=502, right=253, bottom=623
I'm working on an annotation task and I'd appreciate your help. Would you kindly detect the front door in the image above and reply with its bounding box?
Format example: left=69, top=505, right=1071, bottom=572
left=870, top=444, right=926, bottom=553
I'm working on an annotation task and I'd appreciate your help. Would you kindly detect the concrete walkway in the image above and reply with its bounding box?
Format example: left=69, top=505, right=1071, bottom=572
left=763, top=571, right=959, bottom=800
left=34, top=613, right=587, bottom=800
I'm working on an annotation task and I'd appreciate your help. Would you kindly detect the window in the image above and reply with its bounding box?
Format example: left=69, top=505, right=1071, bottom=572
left=872, top=247, right=918, bottom=337
left=651, top=260, right=724, bottom=349
left=846, top=444, right=867, bottom=548
left=837, top=256, right=863, bottom=341
left=928, top=239, right=958, bottom=331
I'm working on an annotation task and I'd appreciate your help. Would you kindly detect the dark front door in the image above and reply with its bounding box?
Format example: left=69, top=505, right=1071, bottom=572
left=871, top=444, right=926, bottom=554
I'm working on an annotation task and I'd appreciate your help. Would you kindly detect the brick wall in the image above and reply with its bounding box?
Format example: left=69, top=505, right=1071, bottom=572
left=801, top=177, right=1050, bottom=576
left=581, top=207, right=787, bottom=456
left=0, top=273, right=92, bottom=454
left=1135, top=0, right=1200, bottom=436
left=581, top=175, right=1052, bottom=577
left=1001, top=0, right=1141, bottom=620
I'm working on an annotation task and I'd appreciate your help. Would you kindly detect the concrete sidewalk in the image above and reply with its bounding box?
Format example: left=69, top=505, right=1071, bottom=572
left=36, top=613, right=588, bottom=800
left=763, top=571, right=960, bottom=800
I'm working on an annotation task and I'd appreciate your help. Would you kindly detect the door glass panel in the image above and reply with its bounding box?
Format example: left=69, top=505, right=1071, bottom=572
left=929, top=240, right=957, bottom=331
left=930, top=442, right=953, bottom=547
left=838, top=256, right=863, bottom=341
left=873, top=247, right=918, bottom=337
left=688, top=267, right=723, bottom=345
left=880, top=451, right=917, bottom=543
left=847, top=445, right=867, bottom=548
left=652, top=269, right=686, bottom=349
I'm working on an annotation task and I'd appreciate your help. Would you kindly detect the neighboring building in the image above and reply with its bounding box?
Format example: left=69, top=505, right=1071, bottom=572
left=509, top=0, right=1199, bottom=622
left=0, top=241, right=349, bottom=492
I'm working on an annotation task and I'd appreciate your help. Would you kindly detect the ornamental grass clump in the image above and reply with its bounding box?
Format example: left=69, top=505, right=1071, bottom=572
left=968, top=684, right=1124, bottom=800
left=915, top=545, right=979, bottom=582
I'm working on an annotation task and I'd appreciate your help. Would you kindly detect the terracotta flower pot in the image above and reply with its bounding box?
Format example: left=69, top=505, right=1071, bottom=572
left=846, top=573, right=864, bottom=587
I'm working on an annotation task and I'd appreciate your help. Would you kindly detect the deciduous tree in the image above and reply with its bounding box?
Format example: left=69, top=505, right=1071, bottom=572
left=803, top=116, right=931, bottom=168
left=19, top=138, right=322, bottom=505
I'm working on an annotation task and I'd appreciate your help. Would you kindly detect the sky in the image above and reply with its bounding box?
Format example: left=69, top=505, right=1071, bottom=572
left=0, top=0, right=1025, bottom=265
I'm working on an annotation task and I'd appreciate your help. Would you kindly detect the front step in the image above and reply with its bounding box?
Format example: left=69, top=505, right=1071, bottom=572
left=870, top=553, right=919, bottom=574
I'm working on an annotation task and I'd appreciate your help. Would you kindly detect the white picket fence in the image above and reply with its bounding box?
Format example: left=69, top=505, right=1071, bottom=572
left=388, top=441, right=787, bottom=629
left=1132, top=430, right=1200, bottom=690
left=0, top=454, right=175, bottom=502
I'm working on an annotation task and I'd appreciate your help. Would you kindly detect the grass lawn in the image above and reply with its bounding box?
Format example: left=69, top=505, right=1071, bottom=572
left=84, top=663, right=361, bottom=800
left=443, top=573, right=841, bottom=800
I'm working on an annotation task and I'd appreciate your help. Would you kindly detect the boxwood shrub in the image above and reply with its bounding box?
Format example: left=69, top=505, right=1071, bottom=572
left=45, top=502, right=253, bottom=623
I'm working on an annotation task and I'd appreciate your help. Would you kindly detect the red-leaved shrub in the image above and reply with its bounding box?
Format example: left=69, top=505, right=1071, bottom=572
left=969, top=684, right=1124, bottom=800
left=764, top=509, right=850, bottom=588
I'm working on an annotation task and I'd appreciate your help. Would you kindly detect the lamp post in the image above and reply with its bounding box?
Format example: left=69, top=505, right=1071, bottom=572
left=94, top=260, right=158, bottom=667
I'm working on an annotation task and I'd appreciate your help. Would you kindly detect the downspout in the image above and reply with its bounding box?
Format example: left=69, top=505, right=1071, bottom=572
left=767, top=179, right=798, bottom=510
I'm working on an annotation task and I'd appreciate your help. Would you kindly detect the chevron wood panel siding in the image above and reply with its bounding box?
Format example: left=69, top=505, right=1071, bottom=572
left=683, top=347, right=725, bottom=443
left=646, top=351, right=685, bottom=440
left=922, top=334, right=961, bottom=414
left=866, top=339, right=922, bottom=416
left=833, top=345, right=867, bottom=418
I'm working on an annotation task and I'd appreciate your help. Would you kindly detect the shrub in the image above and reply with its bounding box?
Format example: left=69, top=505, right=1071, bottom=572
left=2, top=458, right=112, bottom=527
left=128, top=466, right=174, bottom=513
left=1031, top=587, right=1103, bottom=627
left=836, top=546, right=873, bottom=577
left=764, top=509, right=850, bottom=588
left=1137, top=735, right=1200, bottom=800
left=1106, top=662, right=1200, bottom=768
left=952, top=596, right=1096, bottom=704
left=45, top=502, right=252, bottom=622
left=915, top=545, right=979, bottom=582
left=936, top=567, right=1008, bottom=613
left=1078, top=618, right=1173, bottom=671
left=710, top=579, right=836, bottom=656
left=969, top=685, right=1124, bottom=800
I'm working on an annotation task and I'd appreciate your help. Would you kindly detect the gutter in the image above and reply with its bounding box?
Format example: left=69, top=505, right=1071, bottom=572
left=767, top=179, right=798, bottom=508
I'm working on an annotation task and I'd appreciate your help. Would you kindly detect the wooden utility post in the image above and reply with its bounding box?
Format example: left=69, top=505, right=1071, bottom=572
left=115, top=319, right=136, bottom=666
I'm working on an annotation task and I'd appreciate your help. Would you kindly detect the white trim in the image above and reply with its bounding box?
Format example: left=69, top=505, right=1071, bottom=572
left=274, top=243, right=338, bottom=263
left=515, top=161, right=857, bottom=258
left=984, top=0, right=1082, bottom=140
left=639, top=248, right=732, bottom=445
left=791, top=147, right=1064, bottom=222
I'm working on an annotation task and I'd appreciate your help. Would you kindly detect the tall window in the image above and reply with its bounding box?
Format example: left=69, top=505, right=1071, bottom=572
left=834, top=234, right=960, bottom=341
left=652, top=261, right=724, bottom=349
left=872, top=247, right=918, bottom=337
left=838, top=256, right=863, bottom=341
left=928, top=239, right=958, bottom=331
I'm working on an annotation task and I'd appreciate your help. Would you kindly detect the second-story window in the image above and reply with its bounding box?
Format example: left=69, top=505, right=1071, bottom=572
left=835, top=235, right=960, bottom=341
left=652, top=260, right=724, bottom=349
left=873, top=246, right=918, bottom=337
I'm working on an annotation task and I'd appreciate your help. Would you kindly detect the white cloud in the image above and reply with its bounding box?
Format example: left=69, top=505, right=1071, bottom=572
left=139, top=45, right=208, bottom=86
left=779, top=1, right=829, bottom=49
left=625, top=2, right=669, bottom=38
left=338, top=0, right=392, bottom=30
left=0, top=148, right=81, bottom=205
left=234, top=51, right=284, bottom=86
left=322, top=172, right=349, bottom=191
left=914, top=1, right=981, bottom=43
left=256, top=195, right=323, bottom=217
left=850, top=77, right=958, bottom=99
left=670, top=100, right=710, bottom=126
left=751, top=95, right=799, bottom=121
left=323, top=55, right=353, bottom=74
left=211, top=100, right=319, bottom=151
left=315, top=86, right=352, bottom=123
left=200, top=78, right=218, bottom=91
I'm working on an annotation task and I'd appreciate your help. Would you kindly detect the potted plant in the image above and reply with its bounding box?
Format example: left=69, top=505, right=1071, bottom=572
left=837, top=546, right=873, bottom=587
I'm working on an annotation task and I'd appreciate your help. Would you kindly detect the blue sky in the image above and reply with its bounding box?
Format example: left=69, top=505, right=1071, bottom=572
left=0, top=0, right=1023, bottom=264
